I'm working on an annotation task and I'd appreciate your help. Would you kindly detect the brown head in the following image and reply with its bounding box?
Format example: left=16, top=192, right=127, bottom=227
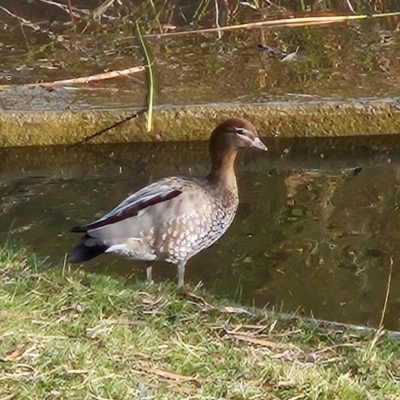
left=209, top=117, right=267, bottom=154
left=208, top=118, right=267, bottom=183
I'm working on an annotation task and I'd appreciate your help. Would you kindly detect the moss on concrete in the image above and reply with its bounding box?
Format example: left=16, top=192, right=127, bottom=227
left=1, top=102, right=400, bottom=147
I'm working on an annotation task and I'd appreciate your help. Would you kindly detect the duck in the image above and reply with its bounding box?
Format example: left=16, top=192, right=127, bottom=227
left=67, top=117, right=267, bottom=287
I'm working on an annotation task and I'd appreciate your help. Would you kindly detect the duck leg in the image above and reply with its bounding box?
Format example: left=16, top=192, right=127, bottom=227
left=145, top=262, right=154, bottom=285
left=177, top=261, right=186, bottom=288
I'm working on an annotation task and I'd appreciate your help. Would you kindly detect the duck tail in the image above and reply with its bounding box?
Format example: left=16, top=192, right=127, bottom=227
left=67, top=235, right=108, bottom=263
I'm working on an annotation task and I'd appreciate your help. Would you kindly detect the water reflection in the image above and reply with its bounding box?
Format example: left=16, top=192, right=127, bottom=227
left=1, top=136, right=400, bottom=329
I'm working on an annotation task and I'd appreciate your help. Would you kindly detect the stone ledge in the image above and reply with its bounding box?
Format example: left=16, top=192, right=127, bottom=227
left=1, top=101, right=400, bottom=147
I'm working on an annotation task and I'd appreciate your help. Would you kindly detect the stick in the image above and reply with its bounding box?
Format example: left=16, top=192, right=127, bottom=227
left=72, top=109, right=146, bottom=145
left=0, top=66, right=145, bottom=90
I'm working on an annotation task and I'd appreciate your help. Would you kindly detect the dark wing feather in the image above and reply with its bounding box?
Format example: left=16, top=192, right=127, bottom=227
left=71, top=183, right=182, bottom=233
left=67, top=236, right=108, bottom=263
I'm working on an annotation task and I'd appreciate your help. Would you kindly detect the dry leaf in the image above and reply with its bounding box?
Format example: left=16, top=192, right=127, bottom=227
left=0, top=394, right=15, bottom=400
left=1, top=346, right=25, bottom=361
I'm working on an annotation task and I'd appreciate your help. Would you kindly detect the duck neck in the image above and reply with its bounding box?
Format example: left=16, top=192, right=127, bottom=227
left=207, top=147, right=238, bottom=189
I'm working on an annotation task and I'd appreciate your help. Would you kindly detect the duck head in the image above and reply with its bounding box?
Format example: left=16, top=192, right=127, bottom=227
left=207, top=118, right=267, bottom=185
left=209, top=117, right=268, bottom=153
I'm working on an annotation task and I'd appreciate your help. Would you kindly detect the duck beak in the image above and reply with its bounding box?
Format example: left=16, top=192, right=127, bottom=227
left=252, top=137, right=268, bottom=152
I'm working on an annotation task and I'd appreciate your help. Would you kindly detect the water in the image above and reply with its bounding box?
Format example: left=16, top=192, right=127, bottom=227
left=1, top=1, right=400, bottom=109
left=2, top=136, right=400, bottom=330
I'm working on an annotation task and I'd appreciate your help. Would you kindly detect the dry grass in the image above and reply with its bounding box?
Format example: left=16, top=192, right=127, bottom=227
left=1, top=245, right=400, bottom=400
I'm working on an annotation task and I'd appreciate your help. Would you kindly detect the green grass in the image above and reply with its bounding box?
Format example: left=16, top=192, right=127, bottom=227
left=0, top=245, right=400, bottom=399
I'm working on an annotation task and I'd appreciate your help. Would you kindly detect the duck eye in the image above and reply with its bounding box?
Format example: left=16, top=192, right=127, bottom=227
left=235, top=127, right=245, bottom=135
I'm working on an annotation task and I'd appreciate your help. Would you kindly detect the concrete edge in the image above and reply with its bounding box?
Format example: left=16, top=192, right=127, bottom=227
left=1, top=102, right=400, bottom=147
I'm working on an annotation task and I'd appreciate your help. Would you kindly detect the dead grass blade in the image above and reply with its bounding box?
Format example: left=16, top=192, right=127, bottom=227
left=180, top=288, right=214, bottom=309
left=92, top=0, right=116, bottom=20
left=228, top=333, right=283, bottom=349
left=217, top=305, right=253, bottom=315
left=144, top=12, right=400, bottom=39
left=378, top=256, right=393, bottom=329
left=100, top=318, right=150, bottom=327
left=364, top=256, right=394, bottom=361
left=140, top=366, right=199, bottom=382
left=181, top=288, right=254, bottom=315
left=168, top=384, right=197, bottom=396
left=65, top=369, right=91, bottom=375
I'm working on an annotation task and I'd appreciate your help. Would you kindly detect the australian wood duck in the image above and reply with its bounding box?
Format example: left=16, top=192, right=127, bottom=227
left=67, top=118, right=267, bottom=286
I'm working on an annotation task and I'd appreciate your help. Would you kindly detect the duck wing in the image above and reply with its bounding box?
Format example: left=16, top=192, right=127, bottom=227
left=71, top=180, right=182, bottom=233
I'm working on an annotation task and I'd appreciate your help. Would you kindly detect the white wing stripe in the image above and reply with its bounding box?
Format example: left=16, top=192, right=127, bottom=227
left=92, top=184, right=178, bottom=223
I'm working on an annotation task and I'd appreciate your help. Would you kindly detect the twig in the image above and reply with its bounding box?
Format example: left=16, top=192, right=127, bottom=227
left=71, top=109, right=146, bottom=145
left=0, top=5, right=40, bottom=30
left=67, top=0, right=74, bottom=22
left=0, top=66, right=145, bottom=90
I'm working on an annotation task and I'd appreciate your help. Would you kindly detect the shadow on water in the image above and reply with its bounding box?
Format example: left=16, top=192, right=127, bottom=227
left=2, top=135, right=400, bottom=330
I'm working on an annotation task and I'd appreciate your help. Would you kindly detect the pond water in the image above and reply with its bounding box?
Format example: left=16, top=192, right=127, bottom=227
left=2, top=135, right=400, bottom=330
left=1, top=1, right=400, bottom=109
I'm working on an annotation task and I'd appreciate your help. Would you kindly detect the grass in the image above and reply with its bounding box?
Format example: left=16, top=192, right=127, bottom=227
left=1, top=245, right=400, bottom=399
